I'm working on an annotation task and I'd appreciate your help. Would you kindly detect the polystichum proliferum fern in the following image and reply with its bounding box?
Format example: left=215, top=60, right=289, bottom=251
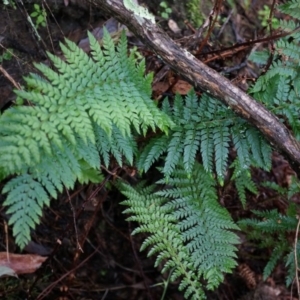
left=0, top=29, right=172, bottom=248
left=238, top=0, right=300, bottom=288
left=119, top=162, right=240, bottom=299
left=238, top=178, right=300, bottom=286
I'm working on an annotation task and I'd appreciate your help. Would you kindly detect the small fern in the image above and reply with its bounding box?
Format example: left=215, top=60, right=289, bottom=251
left=119, top=162, right=240, bottom=298
left=0, top=29, right=172, bottom=248
left=250, top=2, right=300, bottom=139
left=238, top=178, right=300, bottom=282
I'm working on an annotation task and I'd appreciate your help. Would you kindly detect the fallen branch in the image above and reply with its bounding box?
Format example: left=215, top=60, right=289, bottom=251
left=87, top=0, right=300, bottom=174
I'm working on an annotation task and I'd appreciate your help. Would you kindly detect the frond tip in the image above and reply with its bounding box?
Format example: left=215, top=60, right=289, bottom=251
left=2, top=174, right=48, bottom=249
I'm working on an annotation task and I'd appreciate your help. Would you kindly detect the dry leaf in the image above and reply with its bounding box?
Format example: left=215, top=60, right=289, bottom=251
left=0, top=252, right=47, bottom=275
left=171, top=80, right=193, bottom=95
left=168, top=19, right=181, bottom=33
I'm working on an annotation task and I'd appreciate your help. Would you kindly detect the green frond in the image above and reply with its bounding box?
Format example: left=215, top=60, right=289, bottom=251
left=263, top=241, right=288, bottom=280
left=285, top=241, right=300, bottom=286
left=213, top=125, right=230, bottom=181
left=119, top=179, right=206, bottom=299
left=231, top=160, right=257, bottom=208
left=119, top=162, right=239, bottom=297
left=239, top=199, right=299, bottom=284
left=278, top=0, right=300, bottom=19
left=158, top=164, right=239, bottom=288
left=163, top=130, right=185, bottom=176
left=245, top=127, right=271, bottom=170
left=250, top=12, right=300, bottom=140
left=0, top=29, right=172, bottom=248
left=109, top=125, right=137, bottom=166
left=231, top=122, right=251, bottom=169
left=200, top=127, right=214, bottom=172
left=183, top=128, right=201, bottom=174
left=2, top=174, right=49, bottom=249
left=138, top=89, right=269, bottom=188
left=137, top=134, right=170, bottom=172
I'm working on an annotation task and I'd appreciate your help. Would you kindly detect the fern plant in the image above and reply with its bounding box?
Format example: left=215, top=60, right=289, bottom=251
left=238, top=177, right=300, bottom=285
left=250, top=2, right=300, bottom=139
left=234, top=0, right=300, bottom=293
left=0, top=29, right=172, bottom=248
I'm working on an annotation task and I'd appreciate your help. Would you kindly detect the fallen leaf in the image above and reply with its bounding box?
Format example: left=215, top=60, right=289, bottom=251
left=152, top=81, right=169, bottom=99
left=0, top=252, right=47, bottom=275
left=171, top=80, right=193, bottom=95
left=168, top=19, right=181, bottom=34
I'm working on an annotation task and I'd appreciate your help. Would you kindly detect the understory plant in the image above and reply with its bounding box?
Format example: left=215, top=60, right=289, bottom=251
left=1, top=0, right=300, bottom=299
left=239, top=178, right=300, bottom=286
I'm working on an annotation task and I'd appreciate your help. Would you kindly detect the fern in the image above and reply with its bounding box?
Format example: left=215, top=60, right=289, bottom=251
left=0, top=29, right=172, bottom=248
left=250, top=3, right=300, bottom=138
left=242, top=5, right=300, bottom=284
left=230, top=160, right=257, bottom=208
left=119, top=162, right=239, bottom=298
left=238, top=179, right=300, bottom=282
left=138, top=89, right=271, bottom=189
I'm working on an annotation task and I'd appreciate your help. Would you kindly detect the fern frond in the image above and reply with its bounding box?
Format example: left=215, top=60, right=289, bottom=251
left=138, top=90, right=271, bottom=186
left=285, top=241, right=300, bottom=286
left=120, top=162, right=239, bottom=297
left=250, top=11, right=300, bottom=140
left=279, top=0, right=300, bottom=19
left=2, top=175, right=48, bottom=249
left=239, top=200, right=299, bottom=284
left=157, top=163, right=239, bottom=289
left=119, top=181, right=206, bottom=299
left=1, top=28, right=171, bottom=248
left=213, top=125, right=230, bottom=181
left=231, top=160, right=257, bottom=208
left=263, top=241, right=289, bottom=280
left=136, top=134, right=171, bottom=172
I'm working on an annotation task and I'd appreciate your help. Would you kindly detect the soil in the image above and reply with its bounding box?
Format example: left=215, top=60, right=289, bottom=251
left=0, top=1, right=298, bottom=299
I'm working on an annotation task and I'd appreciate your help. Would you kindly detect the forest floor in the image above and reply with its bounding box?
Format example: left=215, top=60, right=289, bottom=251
left=0, top=0, right=298, bottom=299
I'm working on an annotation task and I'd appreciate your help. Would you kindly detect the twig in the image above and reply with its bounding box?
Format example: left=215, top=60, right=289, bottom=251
left=66, top=187, right=83, bottom=253
left=0, top=65, right=21, bottom=90
left=36, top=246, right=100, bottom=300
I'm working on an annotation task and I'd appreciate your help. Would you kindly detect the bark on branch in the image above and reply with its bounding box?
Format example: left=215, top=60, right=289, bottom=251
left=87, top=0, right=300, bottom=173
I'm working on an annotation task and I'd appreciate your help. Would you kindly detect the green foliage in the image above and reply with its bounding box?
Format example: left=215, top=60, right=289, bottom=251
left=119, top=162, right=239, bottom=299
left=159, top=1, right=172, bottom=19
left=2, top=1, right=300, bottom=298
left=138, top=89, right=271, bottom=187
left=242, top=3, right=300, bottom=286
left=0, top=29, right=172, bottom=249
left=258, top=5, right=280, bottom=29
left=0, top=48, right=13, bottom=63
left=186, top=0, right=207, bottom=28
left=30, top=4, right=47, bottom=29
left=238, top=179, right=300, bottom=283
left=250, top=2, right=300, bottom=139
